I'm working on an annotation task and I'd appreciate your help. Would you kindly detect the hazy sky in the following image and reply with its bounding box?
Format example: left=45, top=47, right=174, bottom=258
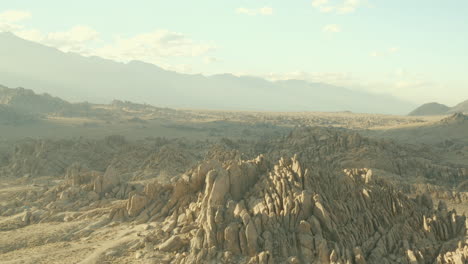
left=0, top=0, right=467, bottom=105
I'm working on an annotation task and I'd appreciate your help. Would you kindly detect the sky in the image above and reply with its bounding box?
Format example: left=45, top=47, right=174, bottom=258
left=0, top=0, right=467, bottom=105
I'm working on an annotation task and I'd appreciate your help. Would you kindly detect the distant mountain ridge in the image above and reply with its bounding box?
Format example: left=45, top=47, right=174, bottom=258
left=409, top=100, right=468, bottom=116
left=0, top=32, right=415, bottom=114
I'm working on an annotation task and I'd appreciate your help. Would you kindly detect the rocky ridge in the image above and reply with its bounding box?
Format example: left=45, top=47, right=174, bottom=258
left=119, top=155, right=467, bottom=263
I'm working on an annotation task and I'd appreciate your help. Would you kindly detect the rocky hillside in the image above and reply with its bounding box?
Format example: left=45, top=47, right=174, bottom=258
left=0, top=136, right=212, bottom=182
left=450, top=100, right=468, bottom=114
left=408, top=102, right=451, bottom=116
left=377, top=113, right=468, bottom=149
left=409, top=100, right=468, bottom=116
left=0, top=85, right=70, bottom=114
left=0, top=127, right=467, bottom=263
left=0, top=85, right=190, bottom=121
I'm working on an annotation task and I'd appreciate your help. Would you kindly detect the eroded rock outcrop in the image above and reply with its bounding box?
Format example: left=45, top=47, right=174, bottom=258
left=127, top=153, right=468, bottom=264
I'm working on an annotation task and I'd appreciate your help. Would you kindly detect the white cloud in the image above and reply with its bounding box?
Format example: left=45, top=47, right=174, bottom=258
left=312, top=0, right=367, bottom=14
left=0, top=10, right=31, bottom=32
left=2, top=9, right=215, bottom=68
left=236, top=7, right=274, bottom=16
left=48, top=26, right=99, bottom=43
left=0, top=10, right=99, bottom=54
left=14, top=24, right=214, bottom=65
left=94, top=30, right=215, bottom=65
left=323, top=24, right=341, bottom=33
left=312, top=0, right=335, bottom=13
left=337, top=0, right=363, bottom=14
left=16, top=26, right=99, bottom=53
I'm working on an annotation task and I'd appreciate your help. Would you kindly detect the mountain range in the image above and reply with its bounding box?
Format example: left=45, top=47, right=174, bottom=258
left=0, top=32, right=415, bottom=114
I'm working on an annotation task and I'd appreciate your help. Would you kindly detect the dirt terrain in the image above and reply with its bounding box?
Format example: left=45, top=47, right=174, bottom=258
left=0, top=87, right=467, bottom=263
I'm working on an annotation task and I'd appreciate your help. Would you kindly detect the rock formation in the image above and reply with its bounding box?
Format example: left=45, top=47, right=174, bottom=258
left=1, top=127, right=467, bottom=263
left=123, top=153, right=467, bottom=263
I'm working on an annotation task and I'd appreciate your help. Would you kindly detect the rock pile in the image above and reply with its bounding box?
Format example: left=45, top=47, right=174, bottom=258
left=123, top=153, right=467, bottom=263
